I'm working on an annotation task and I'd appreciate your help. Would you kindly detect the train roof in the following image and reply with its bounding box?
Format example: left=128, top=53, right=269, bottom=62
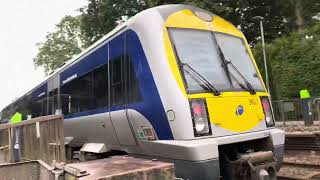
left=1, top=4, right=214, bottom=110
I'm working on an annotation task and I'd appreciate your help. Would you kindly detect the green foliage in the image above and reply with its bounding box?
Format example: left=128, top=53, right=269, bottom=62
left=185, top=0, right=291, bottom=45
left=277, top=0, right=320, bottom=31
left=78, top=0, right=320, bottom=47
left=79, top=0, right=149, bottom=47
left=79, top=0, right=294, bottom=46
left=253, top=24, right=320, bottom=100
left=34, top=16, right=83, bottom=74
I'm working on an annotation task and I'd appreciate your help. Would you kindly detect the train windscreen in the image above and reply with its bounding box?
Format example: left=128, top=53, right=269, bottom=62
left=169, top=28, right=265, bottom=93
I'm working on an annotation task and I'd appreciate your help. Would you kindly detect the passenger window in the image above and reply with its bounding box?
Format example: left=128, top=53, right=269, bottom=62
left=126, top=55, right=142, bottom=104
left=110, top=56, right=124, bottom=106
left=47, top=89, right=59, bottom=115
left=2, top=32, right=144, bottom=119
left=33, top=97, right=46, bottom=117
left=60, top=72, right=95, bottom=114
left=92, top=64, right=109, bottom=108
left=110, top=54, right=142, bottom=106
left=60, top=64, right=109, bottom=115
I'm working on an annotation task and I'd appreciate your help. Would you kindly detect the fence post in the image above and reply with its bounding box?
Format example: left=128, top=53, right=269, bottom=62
left=8, top=127, right=14, bottom=163
left=279, top=100, right=286, bottom=125
left=312, top=98, right=320, bottom=121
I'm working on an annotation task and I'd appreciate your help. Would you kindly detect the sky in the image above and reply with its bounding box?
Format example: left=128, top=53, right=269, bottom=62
left=0, top=0, right=87, bottom=109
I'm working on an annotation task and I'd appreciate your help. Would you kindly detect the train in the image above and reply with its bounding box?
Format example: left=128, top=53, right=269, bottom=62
left=1, top=5, right=284, bottom=180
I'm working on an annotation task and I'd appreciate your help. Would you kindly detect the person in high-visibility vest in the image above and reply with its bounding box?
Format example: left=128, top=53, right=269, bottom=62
left=10, top=112, right=23, bottom=124
left=10, top=111, right=23, bottom=162
left=300, top=89, right=313, bottom=126
left=300, top=89, right=311, bottom=99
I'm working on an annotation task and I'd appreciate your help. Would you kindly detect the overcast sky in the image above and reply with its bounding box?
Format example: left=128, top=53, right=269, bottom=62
left=0, top=0, right=87, bottom=109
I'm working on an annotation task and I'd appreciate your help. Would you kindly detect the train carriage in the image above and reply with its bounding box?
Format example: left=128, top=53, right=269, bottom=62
left=1, top=5, right=285, bottom=180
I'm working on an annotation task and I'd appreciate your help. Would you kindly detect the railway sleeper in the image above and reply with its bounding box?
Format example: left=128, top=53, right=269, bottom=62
left=223, top=151, right=277, bottom=180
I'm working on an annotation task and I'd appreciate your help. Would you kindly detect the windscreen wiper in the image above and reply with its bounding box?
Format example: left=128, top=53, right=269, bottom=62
left=182, top=63, right=221, bottom=96
left=212, top=34, right=233, bottom=86
left=225, top=60, right=256, bottom=95
left=211, top=33, right=256, bottom=95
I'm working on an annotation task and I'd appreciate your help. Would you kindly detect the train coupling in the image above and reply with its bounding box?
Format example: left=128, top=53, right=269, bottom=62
left=224, top=151, right=277, bottom=180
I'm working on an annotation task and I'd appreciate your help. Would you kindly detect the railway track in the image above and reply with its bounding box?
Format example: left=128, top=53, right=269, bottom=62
left=282, top=161, right=320, bottom=170
left=285, top=133, right=320, bottom=151
left=278, top=134, right=320, bottom=179
left=278, top=162, right=320, bottom=180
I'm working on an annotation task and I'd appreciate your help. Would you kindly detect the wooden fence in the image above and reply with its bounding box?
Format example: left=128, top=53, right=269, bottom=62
left=0, top=115, right=65, bottom=164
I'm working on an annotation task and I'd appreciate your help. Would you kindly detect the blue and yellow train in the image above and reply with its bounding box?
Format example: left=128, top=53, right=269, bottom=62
left=1, top=5, right=284, bottom=179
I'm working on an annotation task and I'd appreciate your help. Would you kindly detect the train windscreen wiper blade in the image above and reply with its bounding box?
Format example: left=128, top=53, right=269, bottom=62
left=225, top=60, right=256, bottom=95
left=182, top=63, right=221, bottom=96
left=212, top=33, right=255, bottom=95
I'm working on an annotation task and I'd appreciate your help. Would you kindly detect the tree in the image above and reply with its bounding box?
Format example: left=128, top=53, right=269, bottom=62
left=116, top=0, right=306, bottom=46
left=253, top=24, right=320, bottom=100
left=278, top=0, right=320, bottom=33
left=79, top=0, right=231, bottom=47
left=34, top=16, right=83, bottom=74
left=187, top=0, right=319, bottom=45
left=79, top=0, right=151, bottom=47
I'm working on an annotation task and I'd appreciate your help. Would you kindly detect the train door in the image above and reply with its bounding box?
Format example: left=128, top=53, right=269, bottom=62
left=89, top=56, right=119, bottom=145
left=59, top=55, right=119, bottom=145
left=109, top=34, right=137, bottom=146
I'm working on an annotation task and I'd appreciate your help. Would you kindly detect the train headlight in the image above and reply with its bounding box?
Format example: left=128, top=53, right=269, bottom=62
left=195, top=117, right=206, bottom=132
left=190, top=99, right=212, bottom=136
left=260, top=96, right=275, bottom=127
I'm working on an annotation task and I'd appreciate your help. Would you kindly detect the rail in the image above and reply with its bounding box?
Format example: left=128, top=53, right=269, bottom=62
left=285, top=134, right=320, bottom=151
left=0, top=115, right=65, bottom=164
left=278, top=161, right=320, bottom=180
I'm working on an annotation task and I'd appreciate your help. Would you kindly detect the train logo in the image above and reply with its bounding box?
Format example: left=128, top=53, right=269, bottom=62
left=236, top=105, right=244, bottom=116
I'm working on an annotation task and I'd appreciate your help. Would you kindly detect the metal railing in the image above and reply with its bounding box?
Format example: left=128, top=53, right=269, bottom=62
left=272, top=97, right=320, bottom=124
left=0, top=115, right=65, bottom=164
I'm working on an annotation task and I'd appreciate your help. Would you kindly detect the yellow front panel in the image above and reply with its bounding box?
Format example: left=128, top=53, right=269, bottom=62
left=188, top=92, right=268, bottom=132
left=163, top=9, right=269, bottom=133
left=165, top=10, right=210, bottom=30
left=212, top=15, right=243, bottom=38
left=206, top=96, right=265, bottom=132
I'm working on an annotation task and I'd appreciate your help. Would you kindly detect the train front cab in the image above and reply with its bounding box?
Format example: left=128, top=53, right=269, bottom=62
left=161, top=8, right=285, bottom=180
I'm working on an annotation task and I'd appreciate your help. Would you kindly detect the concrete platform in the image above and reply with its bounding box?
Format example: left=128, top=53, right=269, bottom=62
left=65, top=156, right=175, bottom=180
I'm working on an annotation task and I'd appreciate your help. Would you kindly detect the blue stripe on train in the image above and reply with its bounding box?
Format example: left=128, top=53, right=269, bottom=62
left=62, top=29, right=174, bottom=140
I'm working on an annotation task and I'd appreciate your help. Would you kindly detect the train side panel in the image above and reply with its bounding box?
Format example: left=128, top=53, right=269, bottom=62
left=64, top=28, right=175, bottom=153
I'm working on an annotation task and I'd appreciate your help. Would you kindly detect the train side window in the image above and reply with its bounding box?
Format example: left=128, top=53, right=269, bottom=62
left=1, top=94, right=46, bottom=121
left=47, top=89, right=59, bottom=115
left=0, top=106, right=11, bottom=122
left=60, top=64, right=109, bottom=114
left=92, top=64, right=108, bottom=108
left=0, top=105, right=15, bottom=123
left=110, top=54, right=142, bottom=106
left=33, top=97, right=46, bottom=117
left=60, top=72, right=95, bottom=114
left=110, top=56, right=124, bottom=106
left=13, top=95, right=35, bottom=120
left=126, top=55, right=142, bottom=104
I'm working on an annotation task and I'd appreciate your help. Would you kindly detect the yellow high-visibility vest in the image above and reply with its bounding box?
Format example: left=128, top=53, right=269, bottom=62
left=11, top=112, right=22, bottom=124
left=300, top=89, right=311, bottom=99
